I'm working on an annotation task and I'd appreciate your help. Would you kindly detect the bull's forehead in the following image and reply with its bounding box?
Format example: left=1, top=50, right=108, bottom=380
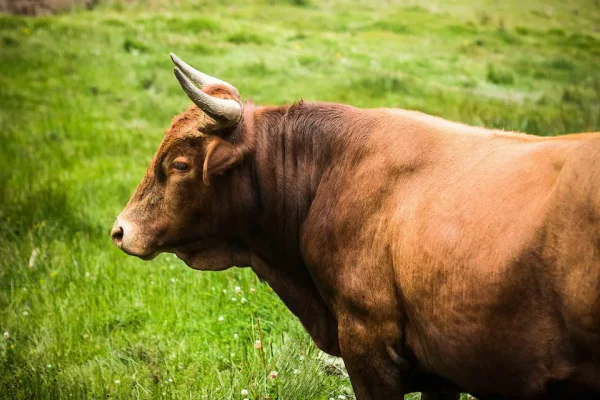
left=165, top=105, right=211, bottom=138
left=141, top=106, right=207, bottom=175
left=128, top=107, right=205, bottom=205
left=151, top=105, right=211, bottom=160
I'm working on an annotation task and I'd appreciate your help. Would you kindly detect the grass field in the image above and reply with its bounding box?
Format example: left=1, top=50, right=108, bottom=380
left=1, top=0, right=599, bottom=398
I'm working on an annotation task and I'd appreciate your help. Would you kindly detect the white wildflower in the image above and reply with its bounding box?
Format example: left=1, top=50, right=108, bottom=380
left=250, top=287, right=256, bottom=293
left=47, top=364, right=52, bottom=369
left=168, top=378, right=173, bottom=383
left=241, top=389, right=249, bottom=396
left=293, top=369, right=300, bottom=374
left=234, top=286, right=242, bottom=294
left=241, top=297, right=247, bottom=304
left=115, top=380, right=120, bottom=385
left=29, top=248, right=38, bottom=268
left=23, top=311, right=29, bottom=316
left=222, top=289, right=227, bottom=294
left=254, top=340, right=262, bottom=349
left=233, top=333, right=239, bottom=339
left=218, top=316, right=224, bottom=322
left=3, top=331, right=9, bottom=339
left=231, top=297, right=237, bottom=302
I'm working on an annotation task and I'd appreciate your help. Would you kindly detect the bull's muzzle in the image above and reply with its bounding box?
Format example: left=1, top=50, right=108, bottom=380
left=110, top=216, right=158, bottom=260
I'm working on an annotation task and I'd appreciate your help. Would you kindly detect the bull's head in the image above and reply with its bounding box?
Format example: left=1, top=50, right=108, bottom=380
left=111, top=53, right=252, bottom=270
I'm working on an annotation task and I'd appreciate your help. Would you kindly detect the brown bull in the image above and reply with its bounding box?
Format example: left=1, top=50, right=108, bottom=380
left=111, top=53, right=600, bottom=399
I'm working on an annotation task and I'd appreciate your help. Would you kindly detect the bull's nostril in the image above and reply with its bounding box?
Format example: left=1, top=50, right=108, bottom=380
left=111, top=225, right=124, bottom=244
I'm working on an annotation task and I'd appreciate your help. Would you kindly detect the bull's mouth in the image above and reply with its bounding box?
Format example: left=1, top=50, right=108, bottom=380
left=118, top=236, right=206, bottom=263
left=138, top=252, right=159, bottom=261
left=118, top=244, right=159, bottom=261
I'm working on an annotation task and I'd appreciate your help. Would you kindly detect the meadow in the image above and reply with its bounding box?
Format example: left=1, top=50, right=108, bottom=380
left=0, top=0, right=599, bottom=398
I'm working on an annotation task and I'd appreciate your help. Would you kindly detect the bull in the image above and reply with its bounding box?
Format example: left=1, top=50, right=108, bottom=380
left=111, top=53, right=600, bottom=399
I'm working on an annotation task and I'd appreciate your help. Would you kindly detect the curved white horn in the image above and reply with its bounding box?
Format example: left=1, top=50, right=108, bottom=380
left=170, top=52, right=239, bottom=96
left=173, top=67, right=242, bottom=126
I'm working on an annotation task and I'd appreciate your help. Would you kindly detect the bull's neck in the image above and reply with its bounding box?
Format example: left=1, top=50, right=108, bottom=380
left=244, top=101, right=358, bottom=266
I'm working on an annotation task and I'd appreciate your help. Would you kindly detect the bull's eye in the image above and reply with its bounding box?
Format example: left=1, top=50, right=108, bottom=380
left=171, top=157, right=189, bottom=172
left=172, top=162, right=188, bottom=171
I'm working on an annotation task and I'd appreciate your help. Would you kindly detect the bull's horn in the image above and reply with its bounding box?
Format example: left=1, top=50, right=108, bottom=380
left=173, top=67, right=242, bottom=126
left=170, top=52, right=239, bottom=96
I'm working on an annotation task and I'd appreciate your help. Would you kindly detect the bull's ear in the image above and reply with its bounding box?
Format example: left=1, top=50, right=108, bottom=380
left=202, top=138, right=246, bottom=185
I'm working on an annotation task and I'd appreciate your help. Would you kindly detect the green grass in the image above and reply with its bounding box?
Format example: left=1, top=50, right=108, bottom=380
left=1, top=0, right=599, bottom=398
